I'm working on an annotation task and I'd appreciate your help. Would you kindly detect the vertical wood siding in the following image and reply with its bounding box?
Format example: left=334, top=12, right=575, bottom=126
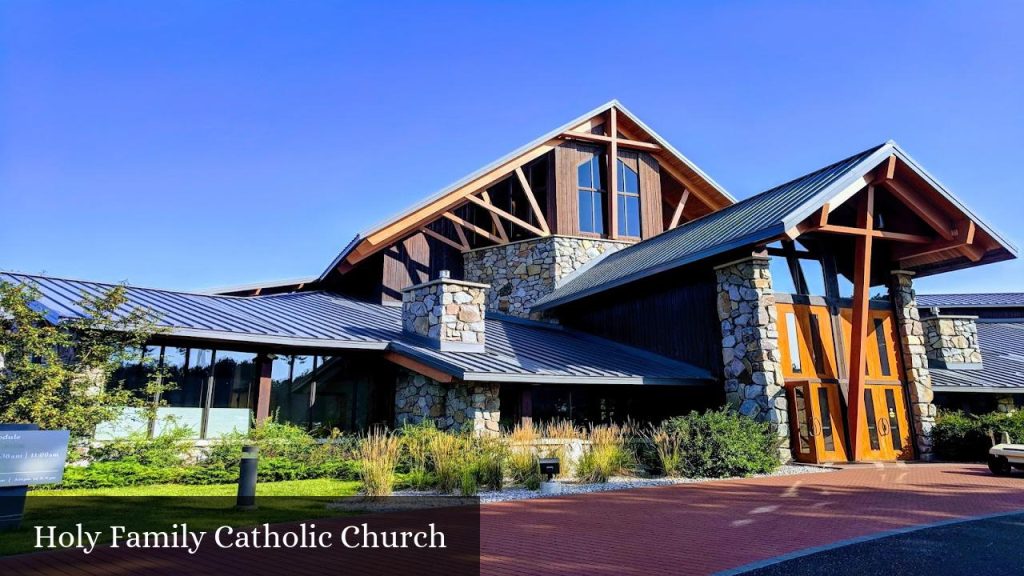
left=558, top=266, right=722, bottom=377
left=381, top=231, right=463, bottom=302
left=638, top=152, right=664, bottom=239
left=554, top=141, right=600, bottom=236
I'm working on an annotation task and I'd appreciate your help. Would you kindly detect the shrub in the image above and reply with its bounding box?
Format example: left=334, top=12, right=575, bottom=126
left=576, top=424, right=632, bottom=483
left=178, top=465, right=237, bottom=486
left=59, top=460, right=181, bottom=489
left=359, top=429, right=401, bottom=496
left=258, top=457, right=310, bottom=482
left=932, top=410, right=1024, bottom=461
left=662, top=409, right=781, bottom=478
left=86, top=425, right=194, bottom=467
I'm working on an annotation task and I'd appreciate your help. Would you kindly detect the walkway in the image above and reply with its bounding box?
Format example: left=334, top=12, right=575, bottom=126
left=480, top=463, right=1024, bottom=575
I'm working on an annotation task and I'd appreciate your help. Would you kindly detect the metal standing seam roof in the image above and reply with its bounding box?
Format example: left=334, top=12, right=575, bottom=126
left=930, top=322, right=1024, bottom=392
left=0, top=272, right=710, bottom=385
left=316, top=99, right=736, bottom=282
left=533, top=141, right=1019, bottom=311
left=917, top=293, right=1024, bottom=309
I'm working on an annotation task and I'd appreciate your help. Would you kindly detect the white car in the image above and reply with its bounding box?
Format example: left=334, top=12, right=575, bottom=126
left=988, top=444, right=1024, bottom=475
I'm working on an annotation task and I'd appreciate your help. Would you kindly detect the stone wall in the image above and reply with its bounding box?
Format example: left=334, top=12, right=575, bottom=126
left=921, top=315, right=982, bottom=367
left=402, top=277, right=488, bottom=350
left=996, top=395, right=1017, bottom=414
left=463, top=236, right=627, bottom=319
left=889, top=270, right=936, bottom=460
left=714, top=255, right=789, bottom=445
left=393, top=369, right=500, bottom=435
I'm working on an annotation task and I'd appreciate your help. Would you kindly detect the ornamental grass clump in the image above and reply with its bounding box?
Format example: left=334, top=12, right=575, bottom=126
left=399, top=420, right=442, bottom=490
left=427, top=431, right=466, bottom=494
left=506, top=448, right=542, bottom=490
left=643, top=423, right=683, bottom=477
left=359, top=429, right=401, bottom=496
left=576, top=423, right=632, bottom=483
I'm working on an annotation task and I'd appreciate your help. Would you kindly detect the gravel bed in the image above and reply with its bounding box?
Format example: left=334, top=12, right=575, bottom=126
left=393, top=464, right=835, bottom=504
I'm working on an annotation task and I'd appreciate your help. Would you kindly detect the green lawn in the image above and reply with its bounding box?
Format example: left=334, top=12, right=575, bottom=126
left=30, top=478, right=361, bottom=497
left=2, top=479, right=363, bottom=556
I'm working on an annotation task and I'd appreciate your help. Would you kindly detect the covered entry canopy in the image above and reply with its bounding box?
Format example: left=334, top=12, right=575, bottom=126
left=534, top=141, right=1017, bottom=312
left=0, top=272, right=711, bottom=386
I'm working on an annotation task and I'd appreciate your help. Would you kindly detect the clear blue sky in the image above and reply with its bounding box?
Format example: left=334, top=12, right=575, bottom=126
left=2, top=1, right=1021, bottom=294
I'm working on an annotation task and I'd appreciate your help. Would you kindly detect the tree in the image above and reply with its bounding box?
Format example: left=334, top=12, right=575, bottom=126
left=0, top=280, right=164, bottom=438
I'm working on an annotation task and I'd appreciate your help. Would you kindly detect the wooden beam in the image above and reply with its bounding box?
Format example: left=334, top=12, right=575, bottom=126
left=384, top=352, right=455, bottom=384
left=669, top=188, right=690, bottom=229
left=847, top=186, right=875, bottom=461
left=815, top=224, right=932, bottom=244
left=608, top=107, right=618, bottom=240
left=515, top=167, right=551, bottom=234
left=420, top=226, right=468, bottom=252
left=358, top=142, right=557, bottom=252
left=253, top=353, right=274, bottom=425
left=879, top=155, right=897, bottom=181
left=957, top=219, right=976, bottom=243
left=465, top=194, right=549, bottom=237
left=479, top=190, right=509, bottom=242
left=655, top=157, right=721, bottom=211
left=878, top=179, right=955, bottom=240
left=443, top=212, right=505, bottom=245
left=818, top=203, right=830, bottom=228
left=559, top=131, right=661, bottom=151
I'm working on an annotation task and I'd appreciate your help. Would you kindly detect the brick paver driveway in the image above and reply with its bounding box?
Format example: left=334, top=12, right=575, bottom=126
left=480, top=463, right=1024, bottom=575
left=4, top=463, right=1023, bottom=575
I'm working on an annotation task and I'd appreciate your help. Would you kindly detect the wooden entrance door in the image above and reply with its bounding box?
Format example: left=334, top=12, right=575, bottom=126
left=778, top=301, right=915, bottom=462
left=786, top=380, right=848, bottom=463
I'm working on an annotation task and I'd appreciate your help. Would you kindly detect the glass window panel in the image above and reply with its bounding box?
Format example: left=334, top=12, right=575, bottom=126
left=287, top=356, right=316, bottom=428
left=592, top=193, right=604, bottom=234
left=618, top=160, right=640, bottom=193
left=269, top=355, right=294, bottom=423
left=162, top=348, right=205, bottom=408
left=864, top=389, right=880, bottom=451
left=769, top=256, right=797, bottom=294
left=786, top=313, right=802, bottom=373
left=577, top=160, right=592, bottom=189
left=211, top=350, right=256, bottom=409
left=817, top=387, right=835, bottom=451
left=578, top=190, right=594, bottom=232
left=626, top=196, right=640, bottom=236
left=793, top=387, right=811, bottom=453
left=808, top=314, right=827, bottom=375
left=884, top=389, right=903, bottom=451
left=874, top=318, right=892, bottom=376
left=798, top=258, right=827, bottom=296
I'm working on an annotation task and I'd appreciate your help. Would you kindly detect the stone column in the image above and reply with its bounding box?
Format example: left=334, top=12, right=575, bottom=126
left=393, top=369, right=500, bottom=436
left=715, top=255, right=789, bottom=446
left=889, top=270, right=936, bottom=461
left=996, top=395, right=1016, bottom=414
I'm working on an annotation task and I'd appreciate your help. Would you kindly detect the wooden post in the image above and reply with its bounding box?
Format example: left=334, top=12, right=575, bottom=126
left=253, top=353, right=274, bottom=425
left=847, top=186, right=875, bottom=460
left=520, top=386, right=533, bottom=428
left=607, top=107, right=618, bottom=239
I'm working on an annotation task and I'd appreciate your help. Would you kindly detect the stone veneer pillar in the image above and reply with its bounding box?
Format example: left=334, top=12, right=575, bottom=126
left=996, top=395, right=1017, bottom=413
left=889, top=270, right=936, bottom=460
left=463, top=236, right=627, bottom=319
left=921, top=315, right=983, bottom=368
left=396, top=273, right=499, bottom=435
left=401, top=274, right=488, bottom=351
left=393, top=369, right=500, bottom=435
left=714, top=255, right=789, bottom=446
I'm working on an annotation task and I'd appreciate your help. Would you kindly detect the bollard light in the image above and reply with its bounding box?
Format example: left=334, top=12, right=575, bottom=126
left=236, top=445, right=259, bottom=510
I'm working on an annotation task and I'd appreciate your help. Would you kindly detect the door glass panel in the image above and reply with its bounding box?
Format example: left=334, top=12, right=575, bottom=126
left=793, top=387, right=811, bottom=453
left=808, top=313, right=827, bottom=375
left=884, top=389, right=903, bottom=451
left=873, top=318, right=892, bottom=377
left=817, top=387, right=835, bottom=451
left=864, top=389, right=880, bottom=451
left=786, top=313, right=802, bottom=373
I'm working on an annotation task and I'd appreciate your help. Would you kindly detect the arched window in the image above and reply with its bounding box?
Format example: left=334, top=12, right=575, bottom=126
left=577, top=155, right=605, bottom=234
left=617, top=159, right=641, bottom=237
